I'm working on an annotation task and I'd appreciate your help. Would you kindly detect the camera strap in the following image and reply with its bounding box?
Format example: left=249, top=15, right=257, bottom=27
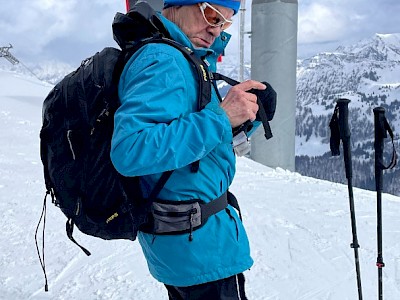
left=211, top=73, right=273, bottom=140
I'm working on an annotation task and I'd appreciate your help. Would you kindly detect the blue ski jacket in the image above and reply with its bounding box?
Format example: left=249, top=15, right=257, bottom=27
left=111, top=14, right=254, bottom=287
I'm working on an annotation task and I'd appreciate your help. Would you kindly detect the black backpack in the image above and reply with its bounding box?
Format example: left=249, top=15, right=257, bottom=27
left=38, top=2, right=212, bottom=257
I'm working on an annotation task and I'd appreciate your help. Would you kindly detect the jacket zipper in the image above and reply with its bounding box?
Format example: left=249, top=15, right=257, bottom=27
left=153, top=207, right=197, bottom=217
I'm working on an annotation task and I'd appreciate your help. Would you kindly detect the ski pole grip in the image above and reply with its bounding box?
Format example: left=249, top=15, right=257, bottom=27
left=336, top=99, right=352, bottom=179
left=336, top=98, right=351, bottom=139
left=373, top=107, right=387, bottom=145
left=373, top=107, right=386, bottom=191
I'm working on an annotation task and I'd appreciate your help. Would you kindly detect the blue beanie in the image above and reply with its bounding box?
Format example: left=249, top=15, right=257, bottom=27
left=164, top=0, right=241, bottom=15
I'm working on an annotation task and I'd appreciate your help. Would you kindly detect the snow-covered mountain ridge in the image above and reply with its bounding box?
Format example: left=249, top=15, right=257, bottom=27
left=296, top=33, right=400, bottom=196
left=1, top=33, right=398, bottom=195
left=297, top=33, right=400, bottom=111
left=0, top=60, right=75, bottom=85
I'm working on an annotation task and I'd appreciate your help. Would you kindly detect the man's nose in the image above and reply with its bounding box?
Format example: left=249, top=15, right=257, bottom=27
left=207, top=25, right=222, bottom=37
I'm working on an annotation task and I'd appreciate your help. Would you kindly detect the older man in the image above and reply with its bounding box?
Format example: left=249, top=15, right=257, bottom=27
left=111, top=1, right=265, bottom=299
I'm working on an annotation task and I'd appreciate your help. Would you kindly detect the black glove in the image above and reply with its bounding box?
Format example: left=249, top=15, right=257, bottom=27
left=248, top=81, right=277, bottom=122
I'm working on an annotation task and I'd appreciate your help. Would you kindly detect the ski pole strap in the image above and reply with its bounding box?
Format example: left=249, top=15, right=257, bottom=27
left=329, top=105, right=341, bottom=156
left=374, top=106, right=397, bottom=170
left=212, top=72, right=273, bottom=140
left=382, top=117, right=397, bottom=170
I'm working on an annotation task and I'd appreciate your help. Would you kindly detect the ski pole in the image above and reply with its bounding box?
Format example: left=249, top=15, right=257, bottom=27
left=329, top=98, right=363, bottom=300
left=374, top=107, right=386, bottom=300
left=373, top=107, right=397, bottom=300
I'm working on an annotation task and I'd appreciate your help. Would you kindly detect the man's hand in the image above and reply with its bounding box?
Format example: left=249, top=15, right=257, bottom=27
left=220, top=80, right=266, bottom=128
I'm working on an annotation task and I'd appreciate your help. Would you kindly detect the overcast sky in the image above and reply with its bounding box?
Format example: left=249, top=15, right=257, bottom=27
left=0, top=0, right=399, bottom=67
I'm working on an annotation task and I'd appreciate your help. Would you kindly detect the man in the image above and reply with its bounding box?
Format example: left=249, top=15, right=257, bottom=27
left=111, top=1, right=266, bottom=299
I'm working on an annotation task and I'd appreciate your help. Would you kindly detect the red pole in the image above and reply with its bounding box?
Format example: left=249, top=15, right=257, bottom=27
left=126, top=0, right=130, bottom=12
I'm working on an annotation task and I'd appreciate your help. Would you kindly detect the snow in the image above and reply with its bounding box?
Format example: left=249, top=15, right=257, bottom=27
left=296, top=135, right=329, bottom=156
left=1, top=70, right=400, bottom=299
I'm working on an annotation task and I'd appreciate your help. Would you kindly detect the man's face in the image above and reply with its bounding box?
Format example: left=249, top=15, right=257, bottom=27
left=174, top=3, right=234, bottom=48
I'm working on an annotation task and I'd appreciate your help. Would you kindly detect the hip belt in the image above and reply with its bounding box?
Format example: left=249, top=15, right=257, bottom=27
left=143, top=191, right=241, bottom=241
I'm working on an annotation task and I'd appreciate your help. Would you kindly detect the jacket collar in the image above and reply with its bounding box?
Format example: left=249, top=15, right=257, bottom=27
left=159, top=14, right=231, bottom=64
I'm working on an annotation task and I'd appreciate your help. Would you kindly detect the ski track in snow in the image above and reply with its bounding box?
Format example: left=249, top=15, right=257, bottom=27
left=1, top=71, right=400, bottom=299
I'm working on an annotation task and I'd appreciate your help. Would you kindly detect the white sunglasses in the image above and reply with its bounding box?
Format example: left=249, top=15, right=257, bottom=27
left=198, top=2, right=233, bottom=30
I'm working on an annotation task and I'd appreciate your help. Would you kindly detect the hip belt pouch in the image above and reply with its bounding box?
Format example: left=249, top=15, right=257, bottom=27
left=152, top=201, right=202, bottom=234
left=150, top=192, right=229, bottom=237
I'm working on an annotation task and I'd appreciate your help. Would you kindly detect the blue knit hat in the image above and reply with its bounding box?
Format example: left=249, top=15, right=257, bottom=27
left=164, top=0, right=241, bottom=15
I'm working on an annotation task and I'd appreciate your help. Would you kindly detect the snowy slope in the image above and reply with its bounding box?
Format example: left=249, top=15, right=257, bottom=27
left=1, top=70, right=400, bottom=299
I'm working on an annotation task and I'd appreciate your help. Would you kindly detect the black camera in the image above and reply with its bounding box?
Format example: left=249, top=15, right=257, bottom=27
left=249, top=81, right=277, bottom=122
left=233, top=81, right=277, bottom=139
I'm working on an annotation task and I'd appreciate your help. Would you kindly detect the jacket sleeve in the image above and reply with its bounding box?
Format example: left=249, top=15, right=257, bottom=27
left=111, top=47, right=233, bottom=176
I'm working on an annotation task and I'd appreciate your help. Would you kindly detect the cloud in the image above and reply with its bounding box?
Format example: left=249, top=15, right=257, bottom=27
left=0, top=0, right=125, bottom=65
left=298, top=0, right=400, bottom=48
left=298, top=3, right=350, bottom=44
left=1, top=1, right=75, bottom=50
left=1, top=0, right=400, bottom=65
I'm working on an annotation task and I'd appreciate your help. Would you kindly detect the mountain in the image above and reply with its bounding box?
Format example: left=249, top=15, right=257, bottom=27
left=296, top=33, right=400, bottom=196
left=1, top=69, right=400, bottom=299
left=0, top=59, right=74, bottom=85
left=1, top=32, right=398, bottom=197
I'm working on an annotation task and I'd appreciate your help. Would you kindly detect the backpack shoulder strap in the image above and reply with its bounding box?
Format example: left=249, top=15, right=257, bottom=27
left=112, top=2, right=212, bottom=110
left=124, top=38, right=211, bottom=173
left=125, top=37, right=212, bottom=111
left=113, top=2, right=213, bottom=173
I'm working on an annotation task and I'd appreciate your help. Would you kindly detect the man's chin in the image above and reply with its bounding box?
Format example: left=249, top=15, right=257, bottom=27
left=191, top=37, right=212, bottom=48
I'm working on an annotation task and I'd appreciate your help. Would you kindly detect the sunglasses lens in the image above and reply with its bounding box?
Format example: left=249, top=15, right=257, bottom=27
left=203, top=6, right=219, bottom=25
left=221, top=22, right=231, bottom=30
left=203, top=5, right=232, bottom=30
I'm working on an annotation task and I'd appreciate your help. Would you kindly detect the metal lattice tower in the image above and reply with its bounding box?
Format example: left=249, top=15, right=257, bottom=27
left=0, top=44, right=20, bottom=65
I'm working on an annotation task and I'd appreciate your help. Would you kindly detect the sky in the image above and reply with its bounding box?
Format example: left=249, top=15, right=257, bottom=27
left=1, top=69, right=400, bottom=299
left=1, top=0, right=400, bottom=68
